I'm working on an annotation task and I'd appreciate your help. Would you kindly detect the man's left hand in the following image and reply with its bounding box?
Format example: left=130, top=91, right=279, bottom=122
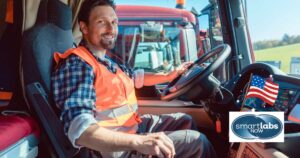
left=167, top=61, right=193, bottom=82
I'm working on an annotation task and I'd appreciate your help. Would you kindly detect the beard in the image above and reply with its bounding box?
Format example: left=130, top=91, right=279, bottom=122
left=99, top=34, right=116, bottom=50
left=100, top=40, right=115, bottom=49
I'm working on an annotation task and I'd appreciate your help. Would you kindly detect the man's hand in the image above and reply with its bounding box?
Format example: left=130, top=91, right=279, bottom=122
left=132, top=132, right=175, bottom=158
left=167, top=61, right=193, bottom=82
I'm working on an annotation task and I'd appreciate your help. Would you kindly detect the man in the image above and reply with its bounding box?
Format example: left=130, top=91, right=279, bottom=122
left=51, top=0, right=217, bottom=157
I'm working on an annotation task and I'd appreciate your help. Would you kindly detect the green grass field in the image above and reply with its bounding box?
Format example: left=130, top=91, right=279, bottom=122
left=254, top=43, right=300, bottom=73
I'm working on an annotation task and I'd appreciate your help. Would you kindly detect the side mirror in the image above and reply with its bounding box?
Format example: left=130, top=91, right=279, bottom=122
left=197, top=13, right=211, bottom=56
left=197, top=30, right=211, bottom=57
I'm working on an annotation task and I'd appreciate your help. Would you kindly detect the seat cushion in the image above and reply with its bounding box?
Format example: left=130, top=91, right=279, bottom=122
left=0, top=115, right=40, bottom=150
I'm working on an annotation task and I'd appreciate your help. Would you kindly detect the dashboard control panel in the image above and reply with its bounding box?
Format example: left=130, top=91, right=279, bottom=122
left=243, top=88, right=299, bottom=114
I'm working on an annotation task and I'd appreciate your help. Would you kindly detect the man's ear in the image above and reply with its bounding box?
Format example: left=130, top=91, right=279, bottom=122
left=79, top=21, right=88, bottom=35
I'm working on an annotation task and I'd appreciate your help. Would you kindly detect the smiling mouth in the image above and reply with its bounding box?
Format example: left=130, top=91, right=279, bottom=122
left=102, top=34, right=115, bottom=41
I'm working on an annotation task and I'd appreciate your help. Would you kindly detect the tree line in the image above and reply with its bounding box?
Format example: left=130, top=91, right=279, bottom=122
left=253, top=34, right=300, bottom=50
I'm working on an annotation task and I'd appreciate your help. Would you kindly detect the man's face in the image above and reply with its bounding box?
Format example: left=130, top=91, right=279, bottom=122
left=80, top=5, right=118, bottom=51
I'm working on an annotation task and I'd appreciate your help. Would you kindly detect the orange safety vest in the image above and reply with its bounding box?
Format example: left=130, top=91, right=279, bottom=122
left=54, top=46, right=141, bottom=133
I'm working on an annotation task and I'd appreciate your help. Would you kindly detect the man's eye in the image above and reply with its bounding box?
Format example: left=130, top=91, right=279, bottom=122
left=97, top=20, right=104, bottom=24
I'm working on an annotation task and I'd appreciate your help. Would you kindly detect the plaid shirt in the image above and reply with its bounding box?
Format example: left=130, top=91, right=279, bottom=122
left=51, top=41, right=135, bottom=135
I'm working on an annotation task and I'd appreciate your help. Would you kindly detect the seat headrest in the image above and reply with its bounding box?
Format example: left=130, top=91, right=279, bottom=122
left=47, top=0, right=72, bottom=30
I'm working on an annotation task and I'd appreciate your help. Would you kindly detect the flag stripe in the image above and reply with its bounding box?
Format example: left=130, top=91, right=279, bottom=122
left=265, top=81, right=279, bottom=89
left=263, top=86, right=279, bottom=94
left=246, top=93, right=275, bottom=104
left=246, top=95, right=274, bottom=105
left=248, top=87, right=278, bottom=99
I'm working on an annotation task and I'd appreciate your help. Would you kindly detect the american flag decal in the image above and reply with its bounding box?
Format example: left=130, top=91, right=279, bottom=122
left=245, top=75, right=279, bottom=106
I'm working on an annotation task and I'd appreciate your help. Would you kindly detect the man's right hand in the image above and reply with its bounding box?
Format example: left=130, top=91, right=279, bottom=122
left=132, top=132, right=175, bottom=158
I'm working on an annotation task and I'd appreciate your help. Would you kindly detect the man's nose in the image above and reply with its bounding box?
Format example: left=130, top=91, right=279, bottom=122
left=106, top=22, right=115, bottom=32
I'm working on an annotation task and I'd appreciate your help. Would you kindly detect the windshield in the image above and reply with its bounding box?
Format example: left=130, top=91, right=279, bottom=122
left=115, top=23, right=185, bottom=73
left=112, top=0, right=224, bottom=75
left=247, top=0, right=300, bottom=76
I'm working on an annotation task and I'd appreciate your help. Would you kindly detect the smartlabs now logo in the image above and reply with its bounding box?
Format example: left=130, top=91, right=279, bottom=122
left=229, top=112, right=284, bottom=142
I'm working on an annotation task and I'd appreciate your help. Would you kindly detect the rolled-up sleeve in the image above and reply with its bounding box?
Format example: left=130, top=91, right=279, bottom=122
left=133, top=69, right=144, bottom=89
left=68, top=113, right=97, bottom=148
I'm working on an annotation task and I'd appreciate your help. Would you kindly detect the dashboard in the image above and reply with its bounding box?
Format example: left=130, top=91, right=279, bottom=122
left=228, top=63, right=300, bottom=116
left=219, top=63, right=300, bottom=158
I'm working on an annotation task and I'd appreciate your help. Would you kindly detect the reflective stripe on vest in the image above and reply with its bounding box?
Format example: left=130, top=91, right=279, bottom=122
left=54, top=46, right=141, bottom=133
left=104, top=123, right=139, bottom=134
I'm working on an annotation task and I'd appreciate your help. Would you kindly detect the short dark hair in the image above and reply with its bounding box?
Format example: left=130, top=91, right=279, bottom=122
left=78, top=0, right=116, bottom=24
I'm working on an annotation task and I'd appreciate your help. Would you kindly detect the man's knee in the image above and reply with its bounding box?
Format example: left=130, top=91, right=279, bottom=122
left=186, top=130, right=217, bottom=157
left=176, top=113, right=197, bottom=130
left=176, top=112, right=193, bottom=121
left=186, top=129, right=204, bottom=145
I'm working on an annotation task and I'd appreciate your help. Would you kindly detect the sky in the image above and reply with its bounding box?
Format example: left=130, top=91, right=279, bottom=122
left=247, top=0, right=300, bottom=42
left=115, top=0, right=300, bottom=42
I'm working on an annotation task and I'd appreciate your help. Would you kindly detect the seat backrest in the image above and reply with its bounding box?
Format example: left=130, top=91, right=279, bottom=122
left=22, top=0, right=73, bottom=94
left=21, top=0, right=79, bottom=157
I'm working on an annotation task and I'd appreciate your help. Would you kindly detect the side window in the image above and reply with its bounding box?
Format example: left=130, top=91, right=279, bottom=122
left=246, top=0, right=300, bottom=76
left=196, top=0, right=226, bottom=82
left=198, top=0, right=223, bottom=54
left=209, top=6, right=223, bottom=47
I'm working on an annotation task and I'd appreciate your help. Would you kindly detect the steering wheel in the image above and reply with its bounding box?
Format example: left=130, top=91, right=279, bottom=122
left=160, top=44, right=231, bottom=101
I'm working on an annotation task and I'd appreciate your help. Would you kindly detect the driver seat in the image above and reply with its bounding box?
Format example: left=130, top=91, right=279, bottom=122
left=21, top=0, right=88, bottom=157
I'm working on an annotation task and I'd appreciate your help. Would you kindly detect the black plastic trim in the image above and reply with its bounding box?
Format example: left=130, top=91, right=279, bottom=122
left=26, top=82, right=78, bottom=158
